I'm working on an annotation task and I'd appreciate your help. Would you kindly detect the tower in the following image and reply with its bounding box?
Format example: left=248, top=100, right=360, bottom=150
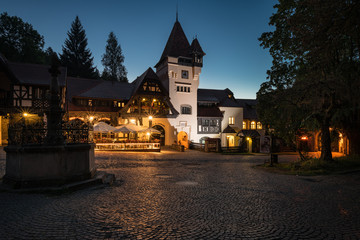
left=155, top=19, right=205, bottom=144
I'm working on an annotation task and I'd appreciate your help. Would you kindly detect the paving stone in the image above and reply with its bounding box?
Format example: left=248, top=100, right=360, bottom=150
left=0, top=149, right=359, bottom=239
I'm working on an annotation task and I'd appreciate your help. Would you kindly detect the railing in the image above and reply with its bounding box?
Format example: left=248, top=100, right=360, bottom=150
left=95, top=142, right=160, bottom=151
left=8, top=128, right=92, bottom=146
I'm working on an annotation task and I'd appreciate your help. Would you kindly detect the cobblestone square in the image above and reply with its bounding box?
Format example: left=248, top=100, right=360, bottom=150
left=0, top=149, right=359, bottom=239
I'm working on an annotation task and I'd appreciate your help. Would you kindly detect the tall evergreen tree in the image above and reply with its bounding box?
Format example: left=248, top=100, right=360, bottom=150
left=0, top=12, right=46, bottom=64
left=101, top=32, right=128, bottom=82
left=61, top=16, right=98, bottom=79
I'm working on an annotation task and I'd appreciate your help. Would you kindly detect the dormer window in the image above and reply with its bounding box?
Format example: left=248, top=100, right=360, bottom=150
left=181, top=70, right=189, bottom=79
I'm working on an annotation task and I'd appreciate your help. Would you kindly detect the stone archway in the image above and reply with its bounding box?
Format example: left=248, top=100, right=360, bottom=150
left=177, top=131, right=189, bottom=148
left=152, top=125, right=165, bottom=146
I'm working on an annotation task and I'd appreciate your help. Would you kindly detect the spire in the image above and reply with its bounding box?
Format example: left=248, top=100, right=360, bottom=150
left=176, top=3, right=178, bottom=22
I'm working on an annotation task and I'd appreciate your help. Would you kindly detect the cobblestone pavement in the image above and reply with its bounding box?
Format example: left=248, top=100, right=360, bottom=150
left=0, top=149, right=360, bottom=239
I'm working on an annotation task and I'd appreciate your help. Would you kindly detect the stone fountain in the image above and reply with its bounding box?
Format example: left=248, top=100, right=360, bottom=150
left=3, top=55, right=96, bottom=188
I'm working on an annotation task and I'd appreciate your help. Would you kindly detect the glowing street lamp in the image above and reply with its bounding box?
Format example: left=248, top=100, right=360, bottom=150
left=149, top=115, right=153, bottom=127
left=23, top=112, right=29, bottom=117
left=89, top=116, right=94, bottom=122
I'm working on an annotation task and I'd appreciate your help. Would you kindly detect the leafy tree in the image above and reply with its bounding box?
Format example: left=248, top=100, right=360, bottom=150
left=0, top=12, right=45, bottom=64
left=101, top=31, right=128, bottom=82
left=61, top=16, right=98, bottom=79
left=258, top=0, right=360, bottom=160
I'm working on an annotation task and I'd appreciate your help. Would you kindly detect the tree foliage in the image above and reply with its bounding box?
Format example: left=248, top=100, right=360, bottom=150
left=61, top=16, right=98, bottom=79
left=101, top=32, right=128, bottom=82
left=0, top=12, right=46, bottom=64
left=258, top=0, right=360, bottom=160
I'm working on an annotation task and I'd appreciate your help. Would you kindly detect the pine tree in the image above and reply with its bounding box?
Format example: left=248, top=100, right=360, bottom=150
left=101, top=31, right=128, bottom=82
left=61, top=16, right=98, bottom=79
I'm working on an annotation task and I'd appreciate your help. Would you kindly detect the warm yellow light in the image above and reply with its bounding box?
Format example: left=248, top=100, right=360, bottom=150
left=130, top=119, right=136, bottom=124
left=146, top=132, right=150, bottom=136
left=149, top=116, right=153, bottom=120
left=301, top=136, right=308, bottom=140
left=339, top=133, right=343, bottom=138
left=142, top=98, right=146, bottom=101
left=246, top=137, right=250, bottom=141
left=23, top=112, right=28, bottom=117
left=153, top=99, right=156, bottom=102
left=89, top=116, right=94, bottom=121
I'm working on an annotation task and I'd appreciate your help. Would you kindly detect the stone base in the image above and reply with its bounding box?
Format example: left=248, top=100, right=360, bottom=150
left=3, top=144, right=96, bottom=189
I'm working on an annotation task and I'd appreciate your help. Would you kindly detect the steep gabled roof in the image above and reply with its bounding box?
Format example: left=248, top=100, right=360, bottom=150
left=7, top=62, right=67, bottom=87
left=78, top=80, right=133, bottom=100
left=198, top=88, right=239, bottom=107
left=121, top=67, right=178, bottom=117
left=190, top=38, right=205, bottom=56
left=131, top=67, right=161, bottom=95
left=155, top=21, right=191, bottom=67
left=67, top=77, right=133, bottom=102
left=236, top=99, right=258, bottom=120
left=197, top=106, right=223, bottom=117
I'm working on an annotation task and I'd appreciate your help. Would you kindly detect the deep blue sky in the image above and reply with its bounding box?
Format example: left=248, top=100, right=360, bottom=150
left=1, top=0, right=277, bottom=99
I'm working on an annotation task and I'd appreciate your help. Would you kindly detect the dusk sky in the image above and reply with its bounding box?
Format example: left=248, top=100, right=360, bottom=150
left=1, top=0, right=277, bottom=99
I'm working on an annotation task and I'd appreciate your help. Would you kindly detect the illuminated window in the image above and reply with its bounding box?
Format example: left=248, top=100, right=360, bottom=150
left=257, top=122, right=262, bottom=129
left=243, top=121, right=246, bottom=129
left=251, top=121, right=256, bottom=129
left=88, top=99, right=92, bottom=106
left=229, top=117, right=235, bottom=125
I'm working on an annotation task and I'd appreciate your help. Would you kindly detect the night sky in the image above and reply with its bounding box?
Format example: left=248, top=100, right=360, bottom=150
left=1, top=0, right=277, bottom=99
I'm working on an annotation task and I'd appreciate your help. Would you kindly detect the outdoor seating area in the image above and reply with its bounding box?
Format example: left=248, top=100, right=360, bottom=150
left=93, top=122, right=161, bottom=151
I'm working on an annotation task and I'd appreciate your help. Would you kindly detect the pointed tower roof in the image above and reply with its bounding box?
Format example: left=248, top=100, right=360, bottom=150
left=155, top=21, right=191, bottom=67
left=190, top=38, right=205, bottom=56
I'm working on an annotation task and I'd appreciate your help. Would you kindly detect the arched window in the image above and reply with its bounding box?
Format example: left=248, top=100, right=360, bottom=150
left=251, top=121, right=256, bottom=129
left=243, top=121, right=246, bottom=129
left=181, top=105, right=192, bottom=115
left=257, top=122, right=262, bottom=129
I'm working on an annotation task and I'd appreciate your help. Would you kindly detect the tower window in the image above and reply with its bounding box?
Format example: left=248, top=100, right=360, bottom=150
left=251, top=121, right=256, bottom=129
left=176, top=85, right=191, bottom=93
left=181, top=105, right=192, bottom=115
left=181, top=70, right=189, bottom=79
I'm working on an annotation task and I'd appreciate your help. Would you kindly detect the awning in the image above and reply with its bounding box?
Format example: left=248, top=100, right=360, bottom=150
left=93, top=122, right=117, bottom=132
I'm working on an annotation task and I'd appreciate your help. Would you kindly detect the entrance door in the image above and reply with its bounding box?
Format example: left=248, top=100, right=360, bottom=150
left=152, top=125, right=165, bottom=146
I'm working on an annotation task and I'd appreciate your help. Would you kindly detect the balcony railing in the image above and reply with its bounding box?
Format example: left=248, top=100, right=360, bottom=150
left=95, top=142, right=160, bottom=151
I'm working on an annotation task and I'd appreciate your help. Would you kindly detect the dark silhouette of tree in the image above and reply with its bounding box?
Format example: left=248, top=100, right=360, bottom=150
left=258, top=0, right=360, bottom=160
left=101, top=31, right=127, bottom=82
left=61, top=16, right=98, bottom=79
left=0, top=12, right=46, bottom=64
left=43, top=47, right=57, bottom=65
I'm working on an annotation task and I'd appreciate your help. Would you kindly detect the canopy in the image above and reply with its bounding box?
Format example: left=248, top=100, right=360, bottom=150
left=93, top=122, right=117, bottom=132
left=114, top=125, right=137, bottom=134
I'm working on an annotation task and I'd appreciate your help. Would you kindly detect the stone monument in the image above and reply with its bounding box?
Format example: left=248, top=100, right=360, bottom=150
left=3, top=55, right=96, bottom=188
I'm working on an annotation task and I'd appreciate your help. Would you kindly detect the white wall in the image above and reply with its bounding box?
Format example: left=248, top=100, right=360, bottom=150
left=219, top=106, right=243, bottom=130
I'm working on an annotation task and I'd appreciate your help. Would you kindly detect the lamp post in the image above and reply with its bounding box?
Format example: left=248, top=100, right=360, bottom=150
left=149, top=115, right=153, bottom=128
